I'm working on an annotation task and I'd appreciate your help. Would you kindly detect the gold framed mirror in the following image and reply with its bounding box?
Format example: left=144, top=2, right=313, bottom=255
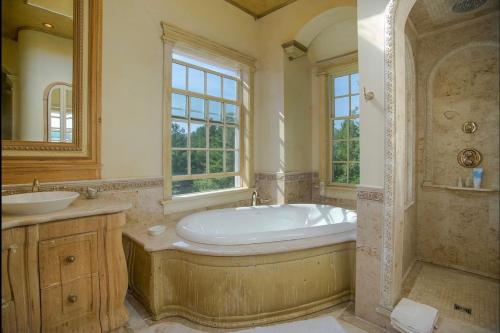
left=1, top=0, right=101, bottom=184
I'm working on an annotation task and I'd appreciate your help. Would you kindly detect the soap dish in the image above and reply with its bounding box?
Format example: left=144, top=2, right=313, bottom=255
left=148, top=225, right=166, bottom=236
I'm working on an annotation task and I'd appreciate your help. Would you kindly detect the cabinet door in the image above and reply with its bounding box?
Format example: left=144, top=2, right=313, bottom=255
left=1, top=228, right=29, bottom=333
left=39, top=232, right=100, bottom=332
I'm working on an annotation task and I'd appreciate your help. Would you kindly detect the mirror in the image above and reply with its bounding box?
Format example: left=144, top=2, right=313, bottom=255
left=1, top=0, right=75, bottom=143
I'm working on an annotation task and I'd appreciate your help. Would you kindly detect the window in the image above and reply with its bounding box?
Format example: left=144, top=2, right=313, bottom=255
left=46, top=83, right=73, bottom=142
left=330, top=72, right=359, bottom=185
left=170, top=53, right=241, bottom=195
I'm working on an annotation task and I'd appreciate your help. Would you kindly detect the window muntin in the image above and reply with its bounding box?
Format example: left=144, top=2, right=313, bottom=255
left=171, top=55, right=241, bottom=195
left=330, top=72, right=359, bottom=185
left=47, top=84, right=73, bottom=143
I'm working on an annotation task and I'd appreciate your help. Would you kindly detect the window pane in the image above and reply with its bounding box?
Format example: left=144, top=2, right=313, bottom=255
left=172, top=63, right=187, bottom=90
left=171, top=121, right=188, bottom=148
left=188, top=68, right=204, bottom=94
left=225, top=127, right=239, bottom=149
left=190, top=123, right=206, bottom=148
left=332, top=163, right=347, bottom=183
left=333, top=120, right=347, bottom=140
left=50, top=131, right=60, bottom=141
left=51, top=117, right=60, bottom=128
left=191, top=150, right=206, bottom=174
left=65, top=89, right=72, bottom=108
left=334, top=76, right=349, bottom=97
left=349, top=119, right=359, bottom=138
left=224, top=104, right=239, bottom=124
left=172, top=150, right=188, bottom=175
left=351, top=95, right=359, bottom=116
left=66, top=118, right=73, bottom=129
left=334, top=97, right=349, bottom=117
left=172, top=93, right=187, bottom=118
left=50, top=88, right=60, bottom=107
left=349, top=140, right=360, bottom=161
left=64, top=132, right=72, bottom=142
left=333, top=141, right=347, bottom=161
left=206, top=73, right=222, bottom=97
left=209, top=150, right=223, bottom=173
left=173, top=177, right=236, bottom=195
left=209, top=125, right=223, bottom=148
left=350, top=73, right=359, bottom=94
left=226, top=151, right=238, bottom=172
left=189, top=97, right=205, bottom=120
left=208, top=101, right=222, bottom=122
left=223, top=78, right=237, bottom=101
left=349, top=163, right=360, bottom=184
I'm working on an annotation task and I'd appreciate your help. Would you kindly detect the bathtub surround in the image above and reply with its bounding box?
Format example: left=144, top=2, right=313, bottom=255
left=123, top=231, right=355, bottom=328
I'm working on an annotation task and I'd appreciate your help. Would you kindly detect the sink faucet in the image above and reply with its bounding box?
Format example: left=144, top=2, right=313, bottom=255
left=32, top=177, right=40, bottom=192
left=251, top=190, right=259, bottom=206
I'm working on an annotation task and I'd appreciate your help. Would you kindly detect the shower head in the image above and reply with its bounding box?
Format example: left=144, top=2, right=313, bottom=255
left=452, top=0, right=488, bottom=13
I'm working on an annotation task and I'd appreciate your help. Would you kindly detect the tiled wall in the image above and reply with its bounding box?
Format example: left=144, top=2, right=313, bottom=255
left=414, top=15, right=499, bottom=279
left=255, top=172, right=357, bottom=209
left=2, top=178, right=251, bottom=227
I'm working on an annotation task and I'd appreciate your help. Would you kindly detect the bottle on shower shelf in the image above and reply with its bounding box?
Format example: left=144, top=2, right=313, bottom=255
left=472, top=168, right=483, bottom=189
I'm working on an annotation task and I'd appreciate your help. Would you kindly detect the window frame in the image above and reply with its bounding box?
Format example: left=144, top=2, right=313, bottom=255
left=328, top=67, right=360, bottom=187
left=160, top=22, right=256, bottom=213
left=170, top=57, right=243, bottom=184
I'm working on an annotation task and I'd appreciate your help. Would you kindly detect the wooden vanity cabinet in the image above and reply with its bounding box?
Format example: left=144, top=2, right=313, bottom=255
left=1, top=212, right=128, bottom=333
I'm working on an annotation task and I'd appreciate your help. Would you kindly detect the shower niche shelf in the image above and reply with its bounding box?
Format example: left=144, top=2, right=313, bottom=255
left=422, top=183, right=498, bottom=193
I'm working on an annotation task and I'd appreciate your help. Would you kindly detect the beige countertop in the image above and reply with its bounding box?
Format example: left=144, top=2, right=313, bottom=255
left=123, top=222, right=356, bottom=256
left=2, top=197, right=132, bottom=230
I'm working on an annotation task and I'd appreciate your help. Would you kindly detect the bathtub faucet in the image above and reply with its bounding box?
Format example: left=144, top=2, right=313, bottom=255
left=251, top=190, right=260, bottom=206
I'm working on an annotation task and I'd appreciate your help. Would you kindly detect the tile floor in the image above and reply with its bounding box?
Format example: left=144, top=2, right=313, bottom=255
left=402, top=262, right=499, bottom=333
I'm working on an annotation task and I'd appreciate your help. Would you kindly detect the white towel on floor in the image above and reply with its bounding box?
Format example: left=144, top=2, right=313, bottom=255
left=390, top=298, right=439, bottom=333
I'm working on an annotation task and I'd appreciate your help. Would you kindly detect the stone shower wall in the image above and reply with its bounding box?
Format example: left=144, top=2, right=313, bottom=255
left=415, top=14, right=499, bottom=278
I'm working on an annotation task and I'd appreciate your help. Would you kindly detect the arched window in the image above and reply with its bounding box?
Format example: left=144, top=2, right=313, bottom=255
left=45, top=83, right=72, bottom=142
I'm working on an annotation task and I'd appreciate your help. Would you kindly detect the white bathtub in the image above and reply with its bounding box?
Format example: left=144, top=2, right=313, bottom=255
left=176, top=204, right=357, bottom=245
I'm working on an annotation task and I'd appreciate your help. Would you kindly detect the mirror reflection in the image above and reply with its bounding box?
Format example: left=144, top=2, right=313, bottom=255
left=1, top=0, right=74, bottom=142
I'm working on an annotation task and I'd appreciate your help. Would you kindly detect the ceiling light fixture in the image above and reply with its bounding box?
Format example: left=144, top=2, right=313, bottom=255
left=42, top=22, right=54, bottom=29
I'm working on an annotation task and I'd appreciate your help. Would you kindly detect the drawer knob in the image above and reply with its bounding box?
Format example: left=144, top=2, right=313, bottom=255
left=67, top=294, right=78, bottom=303
left=66, top=255, right=76, bottom=263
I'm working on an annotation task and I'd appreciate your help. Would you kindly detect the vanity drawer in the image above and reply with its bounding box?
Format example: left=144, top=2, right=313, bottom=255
left=41, top=275, right=100, bottom=332
left=39, top=232, right=98, bottom=289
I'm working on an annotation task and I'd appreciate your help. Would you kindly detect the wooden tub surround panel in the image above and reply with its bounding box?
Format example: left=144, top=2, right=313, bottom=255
left=1, top=211, right=129, bottom=333
left=124, top=236, right=356, bottom=328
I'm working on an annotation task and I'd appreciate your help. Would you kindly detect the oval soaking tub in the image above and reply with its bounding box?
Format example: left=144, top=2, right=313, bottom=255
left=124, top=204, right=357, bottom=328
left=176, top=204, right=357, bottom=245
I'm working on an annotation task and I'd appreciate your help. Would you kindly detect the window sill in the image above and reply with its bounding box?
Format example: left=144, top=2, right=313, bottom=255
left=320, top=184, right=357, bottom=200
left=161, top=187, right=255, bottom=215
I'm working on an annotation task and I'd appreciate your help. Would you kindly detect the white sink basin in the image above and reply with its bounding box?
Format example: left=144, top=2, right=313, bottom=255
left=2, top=191, right=80, bottom=215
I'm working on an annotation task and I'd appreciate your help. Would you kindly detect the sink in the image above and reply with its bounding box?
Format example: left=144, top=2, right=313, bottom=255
left=2, top=191, right=80, bottom=215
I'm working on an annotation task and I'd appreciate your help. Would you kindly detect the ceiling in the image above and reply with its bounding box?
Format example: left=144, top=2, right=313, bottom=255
left=409, top=0, right=498, bottom=35
left=2, top=0, right=73, bottom=41
left=224, top=0, right=298, bottom=19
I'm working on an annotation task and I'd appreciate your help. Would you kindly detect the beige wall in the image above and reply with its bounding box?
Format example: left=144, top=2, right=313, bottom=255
left=415, top=14, right=499, bottom=279
left=357, top=0, right=388, bottom=188
left=254, top=0, right=356, bottom=174
left=101, top=0, right=258, bottom=179
left=1, top=37, right=19, bottom=75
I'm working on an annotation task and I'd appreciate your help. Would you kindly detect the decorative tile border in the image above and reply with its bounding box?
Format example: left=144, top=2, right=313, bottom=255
left=2, top=177, right=163, bottom=195
left=255, top=172, right=314, bottom=182
left=357, top=187, right=384, bottom=202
